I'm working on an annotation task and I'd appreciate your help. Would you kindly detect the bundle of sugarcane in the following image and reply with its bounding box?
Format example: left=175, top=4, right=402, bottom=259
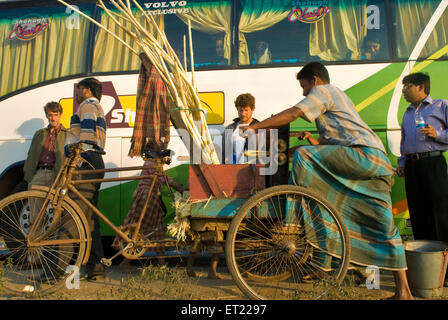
left=57, top=0, right=220, bottom=164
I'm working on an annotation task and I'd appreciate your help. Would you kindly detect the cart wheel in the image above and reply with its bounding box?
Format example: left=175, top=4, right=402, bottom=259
left=226, top=185, right=350, bottom=300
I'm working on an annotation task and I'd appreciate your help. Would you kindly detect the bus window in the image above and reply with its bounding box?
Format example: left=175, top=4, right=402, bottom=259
left=173, top=0, right=232, bottom=68
left=242, top=17, right=312, bottom=65
left=238, top=0, right=303, bottom=65
left=359, top=0, right=390, bottom=61
left=92, top=0, right=232, bottom=72
left=392, top=0, right=448, bottom=60
left=0, top=4, right=94, bottom=98
left=238, top=0, right=391, bottom=65
left=93, top=9, right=163, bottom=73
left=164, top=15, right=229, bottom=69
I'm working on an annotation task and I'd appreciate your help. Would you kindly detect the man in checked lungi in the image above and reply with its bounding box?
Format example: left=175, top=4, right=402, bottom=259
left=242, top=61, right=413, bottom=300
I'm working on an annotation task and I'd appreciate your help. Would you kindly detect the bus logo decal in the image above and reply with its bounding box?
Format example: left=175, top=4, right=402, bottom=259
left=59, top=82, right=224, bottom=128
left=8, top=17, right=49, bottom=41
left=142, top=0, right=190, bottom=15
left=142, top=1, right=188, bottom=9
left=288, top=1, right=331, bottom=23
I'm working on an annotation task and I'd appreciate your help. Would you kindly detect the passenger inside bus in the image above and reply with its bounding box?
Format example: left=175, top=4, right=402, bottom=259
left=214, top=38, right=229, bottom=65
left=252, top=41, right=272, bottom=64
left=362, top=35, right=383, bottom=60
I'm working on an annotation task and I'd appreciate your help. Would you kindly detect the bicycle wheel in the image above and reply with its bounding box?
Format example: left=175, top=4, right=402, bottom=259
left=226, top=185, right=350, bottom=300
left=0, top=190, right=89, bottom=295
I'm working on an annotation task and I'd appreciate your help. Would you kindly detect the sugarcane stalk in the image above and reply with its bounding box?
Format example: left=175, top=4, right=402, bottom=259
left=187, top=19, right=195, bottom=89
left=183, top=34, right=187, bottom=71
left=97, top=0, right=140, bottom=43
left=58, top=0, right=220, bottom=164
left=56, top=0, right=138, bottom=55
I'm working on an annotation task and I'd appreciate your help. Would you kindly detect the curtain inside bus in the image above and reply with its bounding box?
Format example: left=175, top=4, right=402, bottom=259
left=0, top=5, right=92, bottom=98
left=238, top=0, right=290, bottom=65
left=92, top=10, right=164, bottom=73
left=177, top=1, right=232, bottom=65
left=238, top=0, right=372, bottom=64
left=92, top=1, right=232, bottom=72
left=394, top=0, right=448, bottom=59
left=309, top=0, right=367, bottom=61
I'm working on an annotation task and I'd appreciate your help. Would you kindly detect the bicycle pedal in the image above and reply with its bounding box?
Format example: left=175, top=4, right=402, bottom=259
left=100, top=258, right=112, bottom=267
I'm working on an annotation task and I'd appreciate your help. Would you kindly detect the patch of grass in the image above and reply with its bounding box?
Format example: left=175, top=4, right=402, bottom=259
left=0, top=258, right=16, bottom=296
left=320, top=275, right=359, bottom=300
left=111, top=264, right=196, bottom=300
left=292, top=274, right=363, bottom=300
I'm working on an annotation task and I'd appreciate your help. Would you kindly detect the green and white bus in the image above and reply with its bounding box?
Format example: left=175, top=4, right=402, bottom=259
left=1, top=0, right=447, bottom=241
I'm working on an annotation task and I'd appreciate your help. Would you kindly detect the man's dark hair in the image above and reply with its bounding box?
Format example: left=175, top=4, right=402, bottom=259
left=235, top=93, right=255, bottom=110
left=364, top=34, right=381, bottom=46
left=296, top=61, right=330, bottom=83
left=77, top=77, right=102, bottom=100
left=402, top=72, right=430, bottom=94
left=43, top=101, right=63, bottom=114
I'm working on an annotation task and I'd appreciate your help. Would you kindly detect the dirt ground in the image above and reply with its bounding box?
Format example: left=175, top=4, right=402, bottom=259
left=2, top=254, right=447, bottom=301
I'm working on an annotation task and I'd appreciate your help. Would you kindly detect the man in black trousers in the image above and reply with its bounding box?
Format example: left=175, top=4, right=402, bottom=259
left=397, top=73, right=448, bottom=259
left=66, top=77, right=107, bottom=281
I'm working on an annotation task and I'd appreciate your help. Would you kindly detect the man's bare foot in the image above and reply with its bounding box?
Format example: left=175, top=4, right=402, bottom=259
left=119, top=259, right=138, bottom=274
left=389, top=270, right=414, bottom=300
left=187, top=269, right=197, bottom=277
left=384, top=292, right=414, bottom=300
left=207, top=272, right=224, bottom=280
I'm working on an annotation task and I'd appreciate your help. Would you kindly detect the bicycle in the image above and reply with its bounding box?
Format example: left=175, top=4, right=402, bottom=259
left=0, top=141, right=351, bottom=299
left=0, top=141, right=179, bottom=294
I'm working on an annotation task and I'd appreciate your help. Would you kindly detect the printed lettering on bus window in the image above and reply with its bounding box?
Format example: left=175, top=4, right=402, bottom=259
left=8, top=15, right=49, bottom=41
left=288, top=1, right=332, bottom=23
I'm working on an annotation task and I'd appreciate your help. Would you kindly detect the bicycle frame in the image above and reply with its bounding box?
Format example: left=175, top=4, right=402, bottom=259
left=27, top=146, right=176, bottom=252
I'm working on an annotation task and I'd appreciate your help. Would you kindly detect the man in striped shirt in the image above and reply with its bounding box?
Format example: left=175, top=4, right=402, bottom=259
left=243, top=62, right=413, bottom=299
left=66, top=77, right=107, bottom=281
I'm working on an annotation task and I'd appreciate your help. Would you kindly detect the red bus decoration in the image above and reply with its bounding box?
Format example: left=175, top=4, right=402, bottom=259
left=8, top=17, right=49, bottom=41
left=288, top=3, right=331, bottom=23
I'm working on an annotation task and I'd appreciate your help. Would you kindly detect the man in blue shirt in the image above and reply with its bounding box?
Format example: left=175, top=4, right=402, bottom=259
left=397, top=73, right=448, bottom=251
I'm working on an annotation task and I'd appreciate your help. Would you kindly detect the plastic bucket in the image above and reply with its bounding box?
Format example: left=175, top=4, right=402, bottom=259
left=404, top=240, right=448, bottom=299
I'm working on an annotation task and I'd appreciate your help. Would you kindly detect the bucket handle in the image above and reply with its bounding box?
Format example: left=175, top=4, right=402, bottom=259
left=440, top=249, right=448, bottom=287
